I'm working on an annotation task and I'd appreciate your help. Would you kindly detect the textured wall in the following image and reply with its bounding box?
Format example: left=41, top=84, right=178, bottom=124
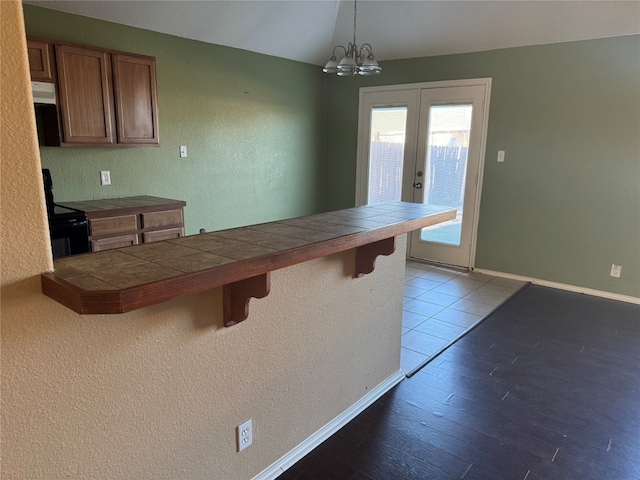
left=23, top=4, right=326, bottom=234
left=324, top=36, right=640, bottom=298
left=0, top=1, right=52, bottom=284
left=1, top=4, right=405, bottom=477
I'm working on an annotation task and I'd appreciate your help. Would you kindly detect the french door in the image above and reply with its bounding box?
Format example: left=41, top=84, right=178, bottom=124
left=356, top=79, right=491, bottom=269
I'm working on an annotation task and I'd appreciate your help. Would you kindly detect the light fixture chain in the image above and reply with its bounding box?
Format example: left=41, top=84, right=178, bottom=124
left=353, top=0, right=357, bottom=49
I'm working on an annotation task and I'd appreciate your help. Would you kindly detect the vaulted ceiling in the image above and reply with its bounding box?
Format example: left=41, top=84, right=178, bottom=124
left=25, top=1, right=640, bottom=66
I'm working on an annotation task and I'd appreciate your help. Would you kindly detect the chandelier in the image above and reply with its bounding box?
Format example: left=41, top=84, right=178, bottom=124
left=323, top=0, right=382, bottom=76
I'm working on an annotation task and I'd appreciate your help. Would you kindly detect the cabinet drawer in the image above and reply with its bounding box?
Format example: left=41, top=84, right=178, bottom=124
left=141, top=209, right=183, bottom=229
left=91, top=234, right=139, bottom=252
left=90, top=214, right=137, bottom=237
left=143, top=227, right=184, bottom=243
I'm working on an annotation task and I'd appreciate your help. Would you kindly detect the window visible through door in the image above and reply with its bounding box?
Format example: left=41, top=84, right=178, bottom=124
left=368, top=107, right=407, bottom=204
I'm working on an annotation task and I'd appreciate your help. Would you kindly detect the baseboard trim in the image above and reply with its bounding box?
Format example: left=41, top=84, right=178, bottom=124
left=253, top=369, right=405, bottom=480
left=474, top=268, right=640, bottom=305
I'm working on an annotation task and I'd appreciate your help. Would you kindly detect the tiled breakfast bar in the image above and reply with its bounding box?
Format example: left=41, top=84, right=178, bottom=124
left=42, top=202, right=455, bottom=325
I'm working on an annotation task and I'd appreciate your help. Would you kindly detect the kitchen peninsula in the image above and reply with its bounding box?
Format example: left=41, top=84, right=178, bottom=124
left=42, top=202, right=455, bottom=325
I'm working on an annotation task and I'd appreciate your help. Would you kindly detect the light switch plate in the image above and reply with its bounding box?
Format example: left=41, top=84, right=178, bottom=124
left=180, top=145, right=188, bottom=158
left=497, top=150, right=505, bottom=163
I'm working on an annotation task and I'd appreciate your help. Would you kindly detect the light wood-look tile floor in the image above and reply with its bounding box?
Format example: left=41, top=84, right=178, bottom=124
left=401, top=260, right=527, bottom=375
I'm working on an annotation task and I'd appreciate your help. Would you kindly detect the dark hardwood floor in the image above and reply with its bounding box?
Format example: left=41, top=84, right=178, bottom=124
left=280, top=285, right=640, bottom=480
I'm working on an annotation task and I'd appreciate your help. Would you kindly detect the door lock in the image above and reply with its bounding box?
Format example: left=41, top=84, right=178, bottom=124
left=413, top=182, right=422, bottom=189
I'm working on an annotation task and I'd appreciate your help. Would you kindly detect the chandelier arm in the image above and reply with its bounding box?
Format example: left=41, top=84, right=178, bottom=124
left=332, top=45, right=348, bottom=59
left=360, top=43, right=374, bottom=57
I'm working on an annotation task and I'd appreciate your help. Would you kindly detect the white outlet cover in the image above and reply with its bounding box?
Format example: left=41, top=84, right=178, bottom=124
left=236, top=419, right=252, bottom=452
left=100, top=170, right=111, bottom=186
left=610, top=264, right=622, bottom=278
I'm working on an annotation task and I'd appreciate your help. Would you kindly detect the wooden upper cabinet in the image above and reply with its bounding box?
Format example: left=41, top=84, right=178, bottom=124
left=112, top=54, right=159, bottom=145
left=55, top=44, right=115, bottom=145
left=29, top=37, right=160, bottom=147
left=27, top=39, right=54, bottom=82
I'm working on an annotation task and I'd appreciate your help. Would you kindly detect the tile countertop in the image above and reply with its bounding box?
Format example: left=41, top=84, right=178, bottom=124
left=41, top=202, right=456, bottom=321
left=58, top=195, right=186, bottom=219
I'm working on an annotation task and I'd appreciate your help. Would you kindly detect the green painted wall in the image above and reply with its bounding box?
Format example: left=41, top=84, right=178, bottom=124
left=23, top=5, right=639, bottom=297
left=324, top=36, right=640, bottom=297
left=24, top=5, right=326, bottom=234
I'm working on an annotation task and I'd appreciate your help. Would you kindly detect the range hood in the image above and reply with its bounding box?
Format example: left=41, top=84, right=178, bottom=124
left=32, top=81, right=56, bottom=105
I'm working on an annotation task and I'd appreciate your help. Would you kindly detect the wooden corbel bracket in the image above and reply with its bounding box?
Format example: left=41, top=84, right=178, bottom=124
left=354, top=237, right=396, bottom=278
left=223, top=272, right=271, bottom=327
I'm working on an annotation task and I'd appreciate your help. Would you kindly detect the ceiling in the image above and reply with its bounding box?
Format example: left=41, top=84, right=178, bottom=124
left=25, top=1, right=640, bottom=66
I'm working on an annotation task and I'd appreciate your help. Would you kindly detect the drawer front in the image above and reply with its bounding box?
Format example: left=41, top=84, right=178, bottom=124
left=143, top=227, right=184, bottom=243
left=141, top=209, right=183, bottom=229
left=90, top=214, right=138, bottom=237
left=91, top=234, right=139, bottom=252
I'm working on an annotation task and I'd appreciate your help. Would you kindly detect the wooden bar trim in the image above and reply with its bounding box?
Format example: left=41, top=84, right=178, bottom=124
left=223, top=273, right=270, bottom=327
left=354, top=237, right=396, bottom=278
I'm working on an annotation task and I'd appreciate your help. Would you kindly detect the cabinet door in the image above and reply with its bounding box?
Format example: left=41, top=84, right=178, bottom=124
left=56, top=45, right=115, bottom=144
left=27, top=40, right=54, bottom=82
left=112, top=54, right=159, bottom=145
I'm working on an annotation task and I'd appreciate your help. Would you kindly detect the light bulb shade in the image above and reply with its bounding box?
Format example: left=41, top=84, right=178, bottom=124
left=358, top=56, right=382, bottom=75
left=323, top=57, right=339, bottom=74
left=337, top=55, right=358, bottom=76
left=338, top=56, right=358, bottom=69
left=337, top=68, right=357, bottom=76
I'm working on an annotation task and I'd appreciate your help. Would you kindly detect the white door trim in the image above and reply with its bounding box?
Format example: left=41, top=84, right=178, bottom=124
left=356, top=78, right=492, bottom=269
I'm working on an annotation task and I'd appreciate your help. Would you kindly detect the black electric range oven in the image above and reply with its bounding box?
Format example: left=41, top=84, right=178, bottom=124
left=42, top=169, right=90, bottom=259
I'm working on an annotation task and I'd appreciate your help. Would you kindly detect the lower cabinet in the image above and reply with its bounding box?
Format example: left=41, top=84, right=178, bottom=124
left=59, top=197, right=186, bottom=253
left=88, top=207, right=184, bottom=252
left=58, top=196, right=186, bottom=254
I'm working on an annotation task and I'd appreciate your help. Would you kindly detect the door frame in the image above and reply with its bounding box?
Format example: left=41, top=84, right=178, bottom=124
left=355, top=78, right=492, bottom=270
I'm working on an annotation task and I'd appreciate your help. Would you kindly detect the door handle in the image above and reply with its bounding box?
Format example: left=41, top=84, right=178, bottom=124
left=413, top=182, right=422, bottom=189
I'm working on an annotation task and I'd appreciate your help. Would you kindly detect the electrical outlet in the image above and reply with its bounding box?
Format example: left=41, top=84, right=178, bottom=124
left=610, top=264, right=622, bottom=278
left=100, top=170, right=111, bottom=186
left=236, top=419, right=252, bottom=452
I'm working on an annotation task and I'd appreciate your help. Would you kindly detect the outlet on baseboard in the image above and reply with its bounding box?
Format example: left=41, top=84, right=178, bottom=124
left=610, top=264, right=622, bottom=278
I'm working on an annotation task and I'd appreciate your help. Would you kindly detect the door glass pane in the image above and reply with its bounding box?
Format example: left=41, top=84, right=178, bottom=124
left=368, top=107, right=407, bottom=204
left=421, top=104, right=472, bottom=246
